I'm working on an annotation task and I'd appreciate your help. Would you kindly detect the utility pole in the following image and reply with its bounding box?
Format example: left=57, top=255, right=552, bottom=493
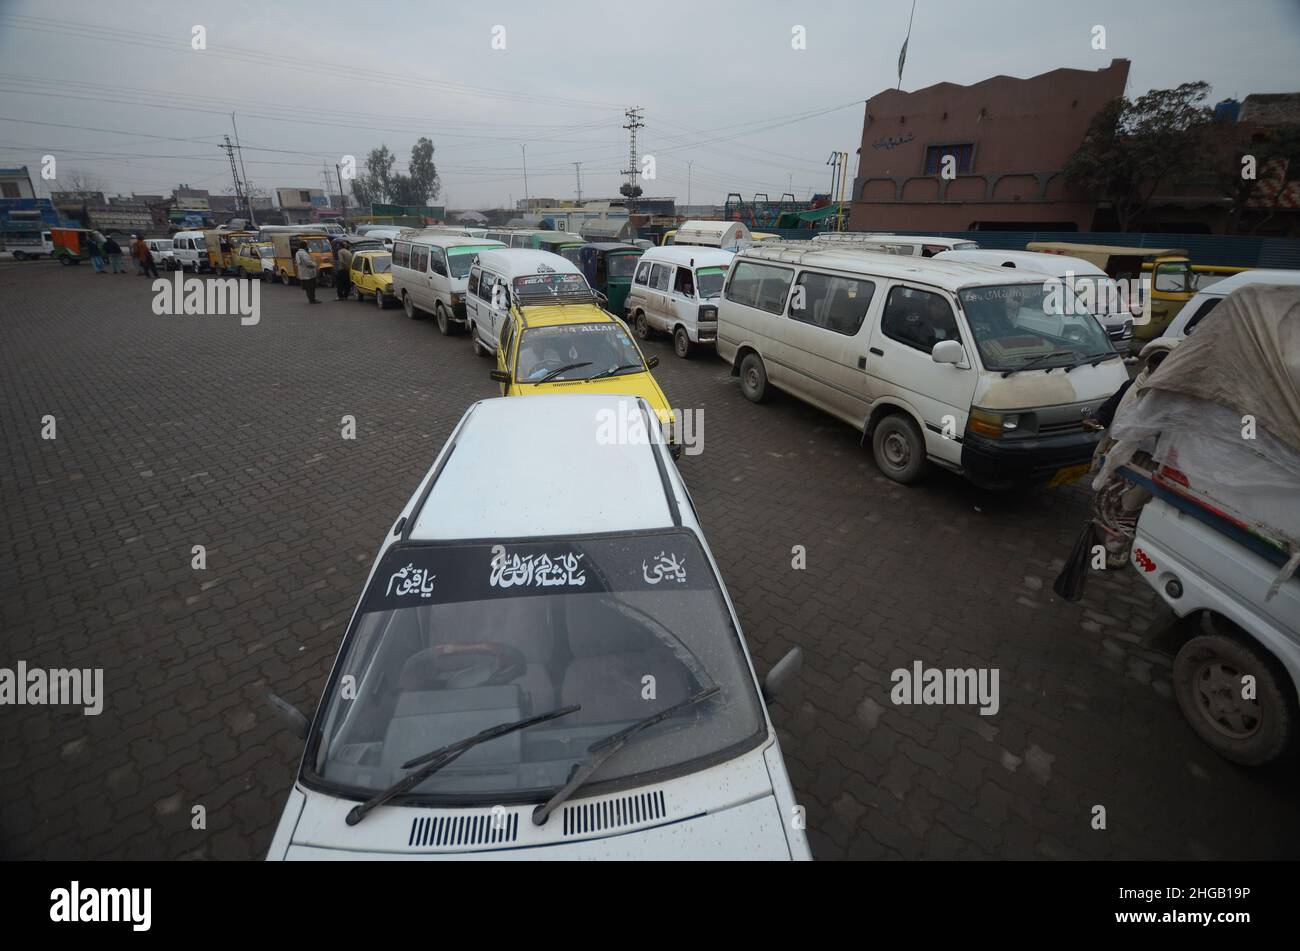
left=521, top=144, right=529, bottom=208
left=335, top=163, right=348, bottom=230
left=573, top=162, right=583, bottom=204
left=230, top=113, right=256, bottom=226
left=687, top=161, right=693, bottom=208
left=220, top=134, right=250, bottom=226
left=620, top=106, right=645, bottom=215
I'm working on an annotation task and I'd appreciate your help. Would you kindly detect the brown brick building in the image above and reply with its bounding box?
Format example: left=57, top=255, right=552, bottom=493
left=849, top=59, right=1131, bottom=232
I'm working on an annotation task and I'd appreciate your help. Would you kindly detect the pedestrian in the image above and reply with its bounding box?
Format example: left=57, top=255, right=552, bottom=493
left=294, top=243, right=319, bottom=303
left=135, top=233, right=159, bottom=278
left=335, top=241, right=353, bottom=300
left=88, top=233, right=106, bottom=273
left=130, top=235, right=146, bottom=275
left=104, top=234, right=126, bottom=273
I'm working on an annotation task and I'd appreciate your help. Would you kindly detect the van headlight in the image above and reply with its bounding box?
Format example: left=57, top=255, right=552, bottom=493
left=968, top=407, right=1019, bottom=439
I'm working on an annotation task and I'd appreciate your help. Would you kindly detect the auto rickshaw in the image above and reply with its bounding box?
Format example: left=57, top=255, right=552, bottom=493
left=533, top=232, right=585, bottom=265
left=269, top=230, right=335, bottom=286
left=205, top=230, right=257, bottom=273
left=49, top=227, right=95, bottom=265
left=577, top=242, right=643, bottom=316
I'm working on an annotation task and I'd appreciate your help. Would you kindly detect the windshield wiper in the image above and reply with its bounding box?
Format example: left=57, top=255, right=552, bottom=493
left=538, top=361, right=592, bottom=383
left=589, top=362, right=643, bottom=380
left=1076, top=350, right=1120, bottom=368
left=532, top=686, right=720, bottom=827
left=345, top=704, right=580, bottom=826
left=1001, top=349, right=1075, bottom=378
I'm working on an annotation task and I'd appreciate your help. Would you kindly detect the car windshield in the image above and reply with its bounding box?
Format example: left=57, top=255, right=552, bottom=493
left=558, top=246, right=583, bottom=266
left=696, top=266, right=727, bottom=298
left=607, top=252, right=641, bottom=279
left=258, top=246, right=273, bottom=257
left=958, top=282, right=1113, bottom=371
left=307, top=532, right=765, bottom=803
left=516, top=322, right=644, bottom=382
left=1153, top=262, right=1192, bottom=293
left=368, top=254, right=392, bottom=273
left=447, top=245, right=500, bottom=278
left=302, top=238, right=331, bottom=253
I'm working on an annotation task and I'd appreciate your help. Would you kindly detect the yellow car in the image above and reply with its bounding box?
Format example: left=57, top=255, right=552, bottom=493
left=234, top=241, right=274, bottom=281
left=468, top=249, right=679, bottom=452
left=349, top=249, right=396, bottom=308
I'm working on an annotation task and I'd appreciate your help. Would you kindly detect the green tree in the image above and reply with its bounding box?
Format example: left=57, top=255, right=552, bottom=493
left=351, top=145, right=396, bottom=210
left=1064, top=82, right=1213, bottom=232
left=389, top=137, right=441, bottom=206
left=1205, top=122, right=1300, bottom=233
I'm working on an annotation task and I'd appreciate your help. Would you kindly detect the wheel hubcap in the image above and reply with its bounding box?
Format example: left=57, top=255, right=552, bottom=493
left=1193, top=661, right=1261, bottom=739
left=883, top=432, right=910, bottom=468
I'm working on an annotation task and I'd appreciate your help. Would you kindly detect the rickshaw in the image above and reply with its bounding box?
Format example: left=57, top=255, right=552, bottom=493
left=203, top=230, right=257, bottom=273
left=577, top=242, right=643, bottom=316
left=270, top=231, right=335, bottom=286
left=49, top=227, right=95, bottom=265
left=533, top=232, right=585, bottom=265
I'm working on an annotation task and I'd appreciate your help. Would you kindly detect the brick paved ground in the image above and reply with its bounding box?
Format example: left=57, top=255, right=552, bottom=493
left=2, top=261, right=1297, bottom=860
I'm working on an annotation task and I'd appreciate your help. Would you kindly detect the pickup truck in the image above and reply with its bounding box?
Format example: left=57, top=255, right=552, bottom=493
left=1124, top=465, right=1300, bottom=766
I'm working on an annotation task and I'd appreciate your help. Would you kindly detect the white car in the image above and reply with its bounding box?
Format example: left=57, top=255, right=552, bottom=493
left=1138, top=269, right=1300, bottom=369
left=626, top=247, right=734, bottom=358
left=267, top=394, right=809, bottom=860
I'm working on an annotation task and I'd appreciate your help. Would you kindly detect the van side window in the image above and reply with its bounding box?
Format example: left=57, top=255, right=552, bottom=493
left=467, top=270, right=479, bottom=295
left=511, top=234, right=530, bottom=248
left=634, top=261, right=652, bottom=285
left=650, top=263, right=671, bottom=291
left=881, top=286, right=960, bottom=354
left=673, top=267, right=696, bottom=298
left=789, top=271, right=876, bottom=336
left=477, top=271, right=496, bottom=302
left=430, top=248, right=447, bottom=276
left=411, top=246, right=429, bottom=273
left=725, top=261, right=794, bottom=316
left=393, top=242, right=411, bottom=269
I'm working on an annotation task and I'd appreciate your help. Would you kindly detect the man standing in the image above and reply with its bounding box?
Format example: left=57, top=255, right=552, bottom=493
left=130, top=235, right=146, bottom=275
left=135, top=235, right=159, bottom=278
left=294, top=243, right=319, bottom=304
left=104, top=234, right=126, bottom=273
left=335, top=240, right=354, bottom=300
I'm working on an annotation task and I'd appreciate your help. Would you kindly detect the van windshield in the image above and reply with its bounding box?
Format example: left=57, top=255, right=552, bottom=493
left=447, top=245, right=500, bottom=278
left=958, top=283, right=1113, bottom=371
left=696, top=266, right=727, bottom=298
left=307, top=533, right=765, bottom=803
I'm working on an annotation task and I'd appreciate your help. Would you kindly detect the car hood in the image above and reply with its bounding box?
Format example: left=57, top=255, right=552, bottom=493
left=514, top=372, right=674, bottom=425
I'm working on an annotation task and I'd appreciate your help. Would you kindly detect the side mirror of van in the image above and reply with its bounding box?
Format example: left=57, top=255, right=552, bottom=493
left=490, top=370, right=511, bottom=384
left=267, top=692, right=309, bottom=740
left=931, top=340, right=966, bottom=366
left=762, top=647, right=803, bottom=704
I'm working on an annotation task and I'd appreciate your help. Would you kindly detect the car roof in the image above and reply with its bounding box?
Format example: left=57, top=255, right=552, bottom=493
left=735, top=242, right=1054, bottom=291
left=474, top=248, right=582, bottom=279
left=642, top=246, right=734, bottom=268
left=933, top=248, right=1106, bottom=276
left=516, top=303, right=615, bottom=329
left=812, top=233, right=975, bottom=247
left=402, top=234, right=505, bottom=250
left=582, top=242, right=640, bottom=252
left=409, top=394, right=676, bottom=540
left=354, top=249, right=389, bottom=257
left=1201, top=269, right=1300, bottom=294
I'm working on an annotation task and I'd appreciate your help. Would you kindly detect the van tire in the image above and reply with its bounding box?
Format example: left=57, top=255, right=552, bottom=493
left=871, top=414, right=927, bottom=484
left=674, top=326, right=693, bottom=359
left=403, top=293, right=419, bottom=320
left=634, top=311, right=651, bottom=340
left=436, top=302, right=452, bottom=335
left=12, top=251, right=25, bottom=261
left=1173, top=630, right=1297, bottom=766
left=738, top=353, right=771, bottom=403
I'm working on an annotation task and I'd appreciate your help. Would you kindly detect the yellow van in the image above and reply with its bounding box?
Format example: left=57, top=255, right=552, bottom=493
left=467, top=249, right=678, bottom=451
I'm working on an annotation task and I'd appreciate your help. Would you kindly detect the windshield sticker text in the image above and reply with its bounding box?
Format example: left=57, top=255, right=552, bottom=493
left=490, top=551, right=587, bottom=589
left=643, top=551, right=687, bottom=585
left=387, top=563, right=437, bottom=599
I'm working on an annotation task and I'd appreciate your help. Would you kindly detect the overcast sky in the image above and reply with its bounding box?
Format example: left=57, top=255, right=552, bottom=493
left=2, top=0, right=1298, bottom=210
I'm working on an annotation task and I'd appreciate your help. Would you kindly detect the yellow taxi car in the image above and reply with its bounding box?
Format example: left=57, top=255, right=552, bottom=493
left=348, top=249, right=396, bottom=308
left=234, top=240, right=275, bottom=281
left=467, top=249, right=679, bottom=453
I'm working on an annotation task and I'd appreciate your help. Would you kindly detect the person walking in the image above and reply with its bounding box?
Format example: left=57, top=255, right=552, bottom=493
left=130, top=235, right=146, bottom=275
left=104, top=234, right=126, bottom=273
left=88, top=233, right=106, bottom=273
left=294, top=244, right=319, bottom=303
left=134, top=234, right=159, bottom=278
left=335, top=241, right=353, bottom=300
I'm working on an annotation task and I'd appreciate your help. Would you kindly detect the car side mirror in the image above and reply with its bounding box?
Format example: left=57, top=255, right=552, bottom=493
left=490, top=369, right=511, bottom=384
left=762, top=647, right=803, bottom=704
left=931, top=340, right=966, bottom=365
left=646, top=356, right=659, bottom=369
left=267, top=692, right=308, bottom=740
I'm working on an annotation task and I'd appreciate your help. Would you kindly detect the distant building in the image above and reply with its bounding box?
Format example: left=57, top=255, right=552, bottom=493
left=275, top=187, right=328, bottom=224
left=1237, top=93, right=1300, bottom=127
left=1, top=166, right=61, bottom=248
left=849, top=59, right=1131, bottom=232
left=1, top=166, right=37, bottom=200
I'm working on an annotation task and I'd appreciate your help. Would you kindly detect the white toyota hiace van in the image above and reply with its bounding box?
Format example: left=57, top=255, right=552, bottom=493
left=716, top=243, right=1129, bottom=489
left=391, top=235, right=506, bottom=334
left=625, top=247, right=735, bottom=358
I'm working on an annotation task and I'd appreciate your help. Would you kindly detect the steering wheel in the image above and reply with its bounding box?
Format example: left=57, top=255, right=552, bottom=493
left=399, top=642, right=527, bottom=691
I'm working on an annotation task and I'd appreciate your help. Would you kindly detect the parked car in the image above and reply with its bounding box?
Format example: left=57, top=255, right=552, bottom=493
left=934, top=248, right=1135, bottom=352
left=349, top=249, right=396, bottom=308
left=265, top=393, right=809, bottom=860
left=6, top=228, right=54, bottom=260
left=717, top=243, right=1128, bottom=489
left=1138, top=269, right=1300, bottom=370
left=234, top=240, right=274, bottom=280
left=170, top=230, right=209, bottom=272
left=391, top=234, right=506, bottom=334
left=626, top=246, right=734, bottom=358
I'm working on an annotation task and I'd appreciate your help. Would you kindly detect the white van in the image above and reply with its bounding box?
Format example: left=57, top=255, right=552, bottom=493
left=673, top=220, right=752, bottom=250
left=716, top=243, right=1129, bottom=489
left=1138, top=268, right=1300, bottom=369
left=419, top=225, right=489, bottom=239
left=359, top=226, right=415, bottom=250
left=626, top=247, right=735, bottom=358
left=934, top=248, right=1134, bottom=351
left=144, top=238, right=175, bottom=270
left=171, top=230, right=208, bottom=272
left=265, top=393, right=809, bottom=860
left=465, top=249, right=592, bottom=357
left=391, top=235, right=506, bottom=334
left=810, top=233, right=979, bottom=257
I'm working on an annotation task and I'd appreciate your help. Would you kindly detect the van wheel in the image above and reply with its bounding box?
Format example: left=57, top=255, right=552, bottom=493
left=403, top=293, right=419, bottom=319
left=376, top=289, right=386, bottom=310
left=1173, top=630, right=1297, bottom=766
left=871, top=415, right=927, bottom=484
left=436, top=302, right=452, bottom=336
left=13, top=251, right=25, bottom=261
left=738, top=353, right=771, bottom=403
left=634, top=311, right=650, bottom=340
left=674, top=327, right=693, bottom=359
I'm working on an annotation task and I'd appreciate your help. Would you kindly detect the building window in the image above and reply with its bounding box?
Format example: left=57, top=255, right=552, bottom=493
left=924, top=143, right=974, bottom=175
left=299, top=190, right=312, bottom=203
left=1, top=182, right=20, bottom=198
